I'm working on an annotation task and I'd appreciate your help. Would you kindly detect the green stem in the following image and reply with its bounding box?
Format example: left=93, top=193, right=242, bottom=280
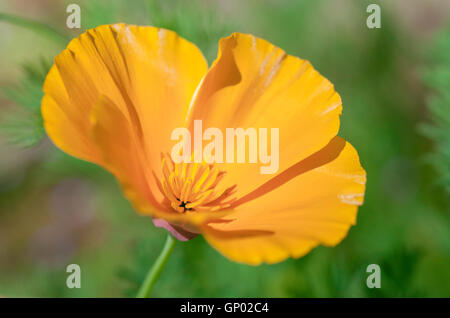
left=0, top=12, right=69, bottom=44
left=137, top=234, right=177, bottom=298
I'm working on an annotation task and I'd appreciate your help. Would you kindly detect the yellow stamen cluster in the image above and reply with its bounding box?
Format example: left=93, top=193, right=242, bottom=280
left=159, top=154, right=236, bottom=213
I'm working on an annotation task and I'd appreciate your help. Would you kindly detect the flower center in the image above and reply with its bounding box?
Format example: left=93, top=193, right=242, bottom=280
left=159, top=154, right=236, bottom=213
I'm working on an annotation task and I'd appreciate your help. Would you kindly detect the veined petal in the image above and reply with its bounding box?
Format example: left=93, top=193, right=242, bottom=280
left=89, top=95, right=165, bottom=213
left=42, top=24, right=208, bottom=208
left=201, top=138, right=366, bottom=265
left=187, top=33, right=342, bottom=199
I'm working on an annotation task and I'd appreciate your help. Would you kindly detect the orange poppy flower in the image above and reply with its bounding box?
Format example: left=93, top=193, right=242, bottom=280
left=42, top=24, right=366, bottom=265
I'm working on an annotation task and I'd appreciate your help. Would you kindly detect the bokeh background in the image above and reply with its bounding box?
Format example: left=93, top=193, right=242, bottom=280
left=0, top=0, right=449, bottom=297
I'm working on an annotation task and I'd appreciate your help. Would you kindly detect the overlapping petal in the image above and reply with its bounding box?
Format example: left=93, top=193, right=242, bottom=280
left=42, top=24, right=208, bottom=213
left=187, top=32, right=343, bottom=199
left=202, top=137, right=366, bottom=265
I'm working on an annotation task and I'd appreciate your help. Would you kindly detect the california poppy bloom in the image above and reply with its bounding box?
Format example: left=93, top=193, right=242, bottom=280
left=42, top=24, right=366, bottom=265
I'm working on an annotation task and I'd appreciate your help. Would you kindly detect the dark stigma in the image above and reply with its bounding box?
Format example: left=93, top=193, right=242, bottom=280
left=177, top=198, right=193, bottom=212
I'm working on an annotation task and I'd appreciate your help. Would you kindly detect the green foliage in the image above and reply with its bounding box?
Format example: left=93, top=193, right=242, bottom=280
left=0, top=59, right=50, bottom=147
left=81, top=0, right=126, bottom=30
left=146, top=0, right=235, bottom=62
left=0, top=12, right=69, bottom=44
left=420, top=26, right=450, bottom=194
left=0, top=10, right=67, bottom=148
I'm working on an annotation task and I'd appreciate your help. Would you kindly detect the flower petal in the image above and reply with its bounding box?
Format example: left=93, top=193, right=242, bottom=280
left=187, top=33, right=342, bottom=199
left=89, top=95, right=165, bottom=213
left=42, top=24, right=208, bottom=206
left=201, top=137, right=366, bottom=265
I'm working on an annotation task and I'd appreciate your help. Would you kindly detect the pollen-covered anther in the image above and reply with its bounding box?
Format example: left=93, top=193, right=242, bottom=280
left=158, top=154, right=237, bottom=213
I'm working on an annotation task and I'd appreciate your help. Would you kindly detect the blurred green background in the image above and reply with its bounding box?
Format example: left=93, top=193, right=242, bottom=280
left=0, top=0, right=449, bottom=297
